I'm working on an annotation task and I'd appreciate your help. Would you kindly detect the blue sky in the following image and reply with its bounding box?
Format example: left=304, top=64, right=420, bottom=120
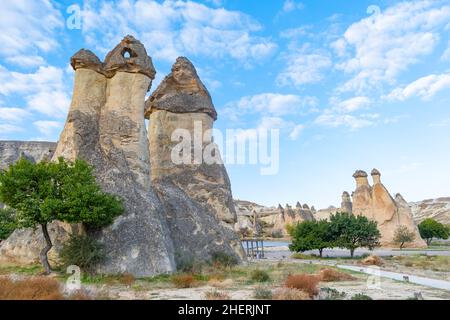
left=1, top=0, right=450, bottom=208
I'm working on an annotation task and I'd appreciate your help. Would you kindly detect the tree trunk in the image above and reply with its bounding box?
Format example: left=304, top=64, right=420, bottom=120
left=400, top=242, right=404, bottom=250
left=426, top=238, right=432, bottom=246
left=39, top=223, right=53, bottom=275
left=319, top=248, right=323, bottom=258
left=350, top=248, right=355, bottom=258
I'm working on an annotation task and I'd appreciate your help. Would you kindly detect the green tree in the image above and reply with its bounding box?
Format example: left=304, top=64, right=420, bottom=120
left=329, top=212, right=381, bottom=258
left=418, top=218, right=449, bottom=246
left=289, top=220, right=333, bottom=257
left=0, top=157, right=124, bottom=274
left=393, top=225, right=415, bottom=250
left=0, top=207, right=16, bottom=241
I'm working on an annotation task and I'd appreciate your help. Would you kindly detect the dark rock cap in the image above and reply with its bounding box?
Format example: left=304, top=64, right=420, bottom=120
left=103, top=35, right=156, bottom=79
left=296, top=201, right=302, bottom=208
left=371, top=168, right=381, bottom=176
left=302, top=204, right=310, bottom=210
left=353, top=170, right=368, bottom=178
left=70, top=49, right=103, bottom=73
left=145, top=57, right=217, bottom=120
left=342, top=191, right=350, bottom=197
left=277, top=204, right=283, bottom=210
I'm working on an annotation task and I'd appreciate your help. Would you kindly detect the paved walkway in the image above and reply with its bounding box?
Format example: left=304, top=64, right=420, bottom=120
left=337, top=265, right=450, bottom=291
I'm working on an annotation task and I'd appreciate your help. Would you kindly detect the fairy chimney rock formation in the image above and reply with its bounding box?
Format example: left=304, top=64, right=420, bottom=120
left=0, top=36, right=245, bottom=274
left=341, top=191, right=353, bottom=214
left=144, top=57, right=236, bottom=226
left=352, top=169, right=426, bottom=248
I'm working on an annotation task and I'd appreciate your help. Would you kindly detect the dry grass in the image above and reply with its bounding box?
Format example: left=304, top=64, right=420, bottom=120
left=0, top=277, right=63, bottom=300
left=318, top=268, right=356, bottom=282
left=208, top=278, right=233, bottom=288
left=360, top=255, right=383, bottom=266
left=171, top=274, right=198, bottom=288
left=204, top=290, right=231, bottom=300
left=284, top=274, right=320, bottom=298
left=273, top=288, right=311, bottom=300
left=118, top=273, right=135, bottom=286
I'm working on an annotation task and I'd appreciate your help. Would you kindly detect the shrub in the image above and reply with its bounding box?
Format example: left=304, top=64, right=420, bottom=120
left=59, top=234, right=105, bottom=272
left=171, top=274, right=198, bottom=288
left=211, top=251, right=238, bottom=268
left=284, top=274, right=319, bottom=298
left=250, top=269, right=270, bottom=283
left=271, top=230, right=284, bottom=238
left=319, top=287, right=347, bottom=300
left=273, top=288, right=310, bottom=300
left=253, top=287, right=273, bottom=299
left=360, top=255, right=383, bottom=266
left=204, top=290, right=230, bottom=300
left=318, top=268, right=356, bottom=282
left=351, top=293, right=373, bottom=300
left=0, top=277, right=63, bottom=300
left=393, top=226, right=416, bottom=249
left=291, top=253, right=315, bottom=260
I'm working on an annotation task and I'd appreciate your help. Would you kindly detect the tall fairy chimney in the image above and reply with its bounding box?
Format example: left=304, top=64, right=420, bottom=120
left=371, top=168, right=381, bottom=185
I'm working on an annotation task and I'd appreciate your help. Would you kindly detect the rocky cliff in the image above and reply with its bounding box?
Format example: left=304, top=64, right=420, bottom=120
left=410, top=197, right=450, bottom=225
left=0, top=141, right=56, bottom=169
left=0, top=36, right=244, bottom=275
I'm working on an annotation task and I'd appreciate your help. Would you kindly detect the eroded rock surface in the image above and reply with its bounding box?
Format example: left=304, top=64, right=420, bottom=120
left=352, top=169, right=426, bottom=248
left=0, top=36, right=244, bottom=275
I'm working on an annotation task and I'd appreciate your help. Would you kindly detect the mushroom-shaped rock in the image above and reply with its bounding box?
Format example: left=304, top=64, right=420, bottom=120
left=353, top=170, right=368, bottom=178
left=371, top=168, right=381, bottom=176
left=371, top=168, right=382, bottom=184
left=103, top=35, right=155, bottom=79
left=302, top=204, right=310, bottom=210
left=145, top=57, right=217, bottom=120
left=70, top=49, right=103, bottom=73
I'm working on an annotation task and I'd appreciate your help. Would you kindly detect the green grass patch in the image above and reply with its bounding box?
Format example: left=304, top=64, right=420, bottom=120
left=0, top=264, right=43, bottom=275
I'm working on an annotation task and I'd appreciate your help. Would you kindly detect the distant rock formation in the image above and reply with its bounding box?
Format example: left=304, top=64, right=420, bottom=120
left=234, top=200, right=315, bottom=237
left=0, top=36, right=244, bottom=275
left=410, top=197, right=450, bottom=225
left=0, top=141, right=56, bottom=169
left=352, top=169, right=426, bottom=248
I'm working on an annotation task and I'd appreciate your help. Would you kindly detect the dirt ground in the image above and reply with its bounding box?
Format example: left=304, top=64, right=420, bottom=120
left=1, top=256, right=449, bottom=300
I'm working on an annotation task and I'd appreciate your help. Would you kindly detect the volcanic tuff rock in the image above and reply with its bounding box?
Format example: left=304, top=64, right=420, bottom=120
left=145, top=57, right=237, bottom=226
left=0, top=141, right=56, bottom=169
left=0, top=36, right=244, bottom=275
left=410, top=198, right=450, bottom=225
left=234, top=200, right=315, bottom=237
left=352, top=169, right=426, bottom=248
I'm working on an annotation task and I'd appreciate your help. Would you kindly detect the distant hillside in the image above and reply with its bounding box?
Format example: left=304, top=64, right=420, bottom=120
left=410, top=197, right=450, bottom=225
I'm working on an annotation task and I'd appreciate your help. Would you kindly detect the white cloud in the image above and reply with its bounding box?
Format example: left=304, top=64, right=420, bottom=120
left=0, top=108, right=31, bottom=123
left=333, top=1, right=450, bottom=93
left=277, top=48, right=332, bottom=87
left=332, top=96, right=372, bottom=113
left=0, top=0, right=64, bottom=66
left=81, top=0, right=277, bottom=63
left=315, top=113, right=377, bottom=130
left=289, top=124, right=304, bottom=140
left=430, top=118, right=450, bottom=127
left=387, top=73, right=450, bottom=101
left=282, top=0, right=304, bottom=13
left=33, top=120, right=63, bottom=140
left=224, top=93, right=318, bottom=119
left=0, top=124, right=24, bottom=134
left=0, top=65, right=70, bottom=118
